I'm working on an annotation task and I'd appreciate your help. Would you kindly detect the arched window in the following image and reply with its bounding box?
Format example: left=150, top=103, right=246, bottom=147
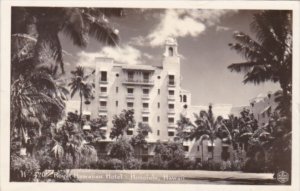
left=183, top=95, right=187, bottom=102
left=180, top=95, right=182, bottom=102
left=168, top=47, right=174, bottom=56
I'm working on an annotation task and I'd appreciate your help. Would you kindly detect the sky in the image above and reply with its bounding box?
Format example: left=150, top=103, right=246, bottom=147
left=60, top=9, right=280, bottom=107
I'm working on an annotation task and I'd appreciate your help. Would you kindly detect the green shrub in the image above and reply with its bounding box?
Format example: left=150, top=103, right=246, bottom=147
left=220, top=160, right=232, bottom=171
left=96, top=159, right=108, bottom=169
left=106, top=158, right=124, bottom=170
left=125, top=158, right=142, bottom=169
left=147, top=155, right=168, bottom=169
left=107, top=138, right=134, bottom=161
left=10, top=155, right=40, bottom=182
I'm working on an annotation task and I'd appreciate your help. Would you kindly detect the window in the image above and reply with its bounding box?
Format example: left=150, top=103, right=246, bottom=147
left=116, top=101, right=118, bottom=107
left=142, top=117, right=148, bottom=122
left=100, top=71, right=107, bottom=81
left=158, top=89, right=160, bottom=95
left=169, top=90, right=174, bottom=95
left=157, top=102, right=160, bottom=108
left=168, top=103, right=174, bottom=109
left=143, top=72, right=149, bottom=82
left=127, top=129, right=133, bottom=135
left=143, top=89, right=149, bottom=95
left=157, top=116, right=160, bottom=122
left=127, top=102, right=134, bottom=108
left=128, top=71, right=134, bottom=81
left=180, top=95, right=182, bottom=102
left=100, top=101, right=107, bottom=107
left=168, top=131, right=175, bottom=137
left=168, top=117, right=174, bottom=124
left=157, top=130, right=160, bottom=136
left=100, top=87, right=107, bottom=92
left=197, top=146, right=200, bottom=152
left=116, top=87, right=118, bottom=93
left=168, top=47, right=174, bottom=56
left=183, top=146, right=189, bottom=152
left=127, top=88, right=134, bottom=94
left=183, top=95, right=187, bottom=102
left=221, top=147, right=230, bottom=161
left=207, top=146, right=213, bottom=152
left=168, top=75, right=175, bottom=85
left=143, top=103, right=149, bottom=108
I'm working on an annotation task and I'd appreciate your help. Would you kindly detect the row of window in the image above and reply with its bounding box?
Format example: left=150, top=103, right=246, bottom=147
left=100, top=100, right=175, bottom=110
left=99, top=71, right=176, bottom=86
left=100, top=87, right=175, bottom=95
left=126, top=129, right=175, bottom=137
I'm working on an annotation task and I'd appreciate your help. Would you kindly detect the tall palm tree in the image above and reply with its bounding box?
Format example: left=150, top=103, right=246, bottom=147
left=68, top=66, right=94, bottom=119
left=191, top=105, right=232, bottom=160
left=11, top=70, right=65, bottom=155
left=228, top=10, right=292, bottom=117
left=11, top=7, right=122, bottom=74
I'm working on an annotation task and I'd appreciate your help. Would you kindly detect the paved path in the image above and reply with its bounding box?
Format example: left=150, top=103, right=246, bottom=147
left=69, top=169, right=276, bottom=184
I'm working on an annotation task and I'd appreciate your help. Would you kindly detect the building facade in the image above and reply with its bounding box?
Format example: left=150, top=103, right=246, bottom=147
left=66, top=37, right=277, bottom=162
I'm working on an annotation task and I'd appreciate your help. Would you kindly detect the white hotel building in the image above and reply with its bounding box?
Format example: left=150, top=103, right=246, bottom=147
left=66, top=37, right=277, bottom=162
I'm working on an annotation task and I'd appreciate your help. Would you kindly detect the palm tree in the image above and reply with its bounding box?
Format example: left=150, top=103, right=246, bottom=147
left=191, top=105, right=232, bottom=160
left=68, top=66, right=94, bottom=119
left=11, top=70, right=65, bottom=155
left=11, top=7, right=122, bottom=74
left=228, top=10, right=292, bottom=117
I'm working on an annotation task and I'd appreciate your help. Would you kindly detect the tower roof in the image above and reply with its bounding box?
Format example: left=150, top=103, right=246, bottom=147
left=165, top=36, right=177, bottom=45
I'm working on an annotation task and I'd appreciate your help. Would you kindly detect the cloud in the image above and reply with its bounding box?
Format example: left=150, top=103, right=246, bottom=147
left=76, top=45, right=151, bottom=66
left=131, top=9, right=237, bottom=47
left=216, top=26, right=230, bottom=32
left=147, top=9, right=206, bottom=46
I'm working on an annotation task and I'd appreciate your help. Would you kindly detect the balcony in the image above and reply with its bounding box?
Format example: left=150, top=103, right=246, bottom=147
left=126, top=93, right=135, bottom=99
left=168, top=95, right=175, bottom=101
left=99, top=93, right=108, bottom=98
left=168, top=123, right=177, bottom=128
left=99, top=106, right=107, bottom=112
left=99, top=80, right=108, bottom=85
left=142, top=94, right=150, bottom=100
left=142, top=108, right=150, bottom=114
left=123, top=79, right=154, bottom=86
left=168, top=109, right=175, bottom=114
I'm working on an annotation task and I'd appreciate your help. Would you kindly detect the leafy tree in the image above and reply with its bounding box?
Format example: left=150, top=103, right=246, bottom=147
left=84, top=116, right=108, bottom=143
left=11, top=7, right=122, bottom=74
left=130, top=122, right=152, bottom=158
left=68, top=66, right=94, bottom=119
left=176, top=114, right=194, bottom=141
left=228, top=10, right=292, bottom=118
left=110, top=109, right=135, bottom=140
left=130, top=122, right=152, bottom=147
left=107, top=138, right=134, bottom=161
left=247, top=112, right=291, bottom=174
left=153, top=141, right=186, bottom=169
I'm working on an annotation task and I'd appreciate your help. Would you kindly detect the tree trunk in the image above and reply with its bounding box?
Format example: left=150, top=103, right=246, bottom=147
left=211, top=139, right=214, bottom=160
left=79, top=90, right=83, bottom=120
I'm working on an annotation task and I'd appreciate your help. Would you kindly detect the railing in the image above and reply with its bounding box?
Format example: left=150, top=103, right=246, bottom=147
left=99, top=106, right=107, bottom=111
left=126, top=93, right=134, bottom=99
left=123, top=79, right=154, bottom=86
left=99, top=80, right=108, bottom=84
left=142, top=94, right=150, bottom=99
left=99, top=93, right=108, bottom=97
left=168, top=109, right=175, bottom=114
left=142, top=108, right=150, bottom=113
left=168, top=95, right=175, bottom=100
